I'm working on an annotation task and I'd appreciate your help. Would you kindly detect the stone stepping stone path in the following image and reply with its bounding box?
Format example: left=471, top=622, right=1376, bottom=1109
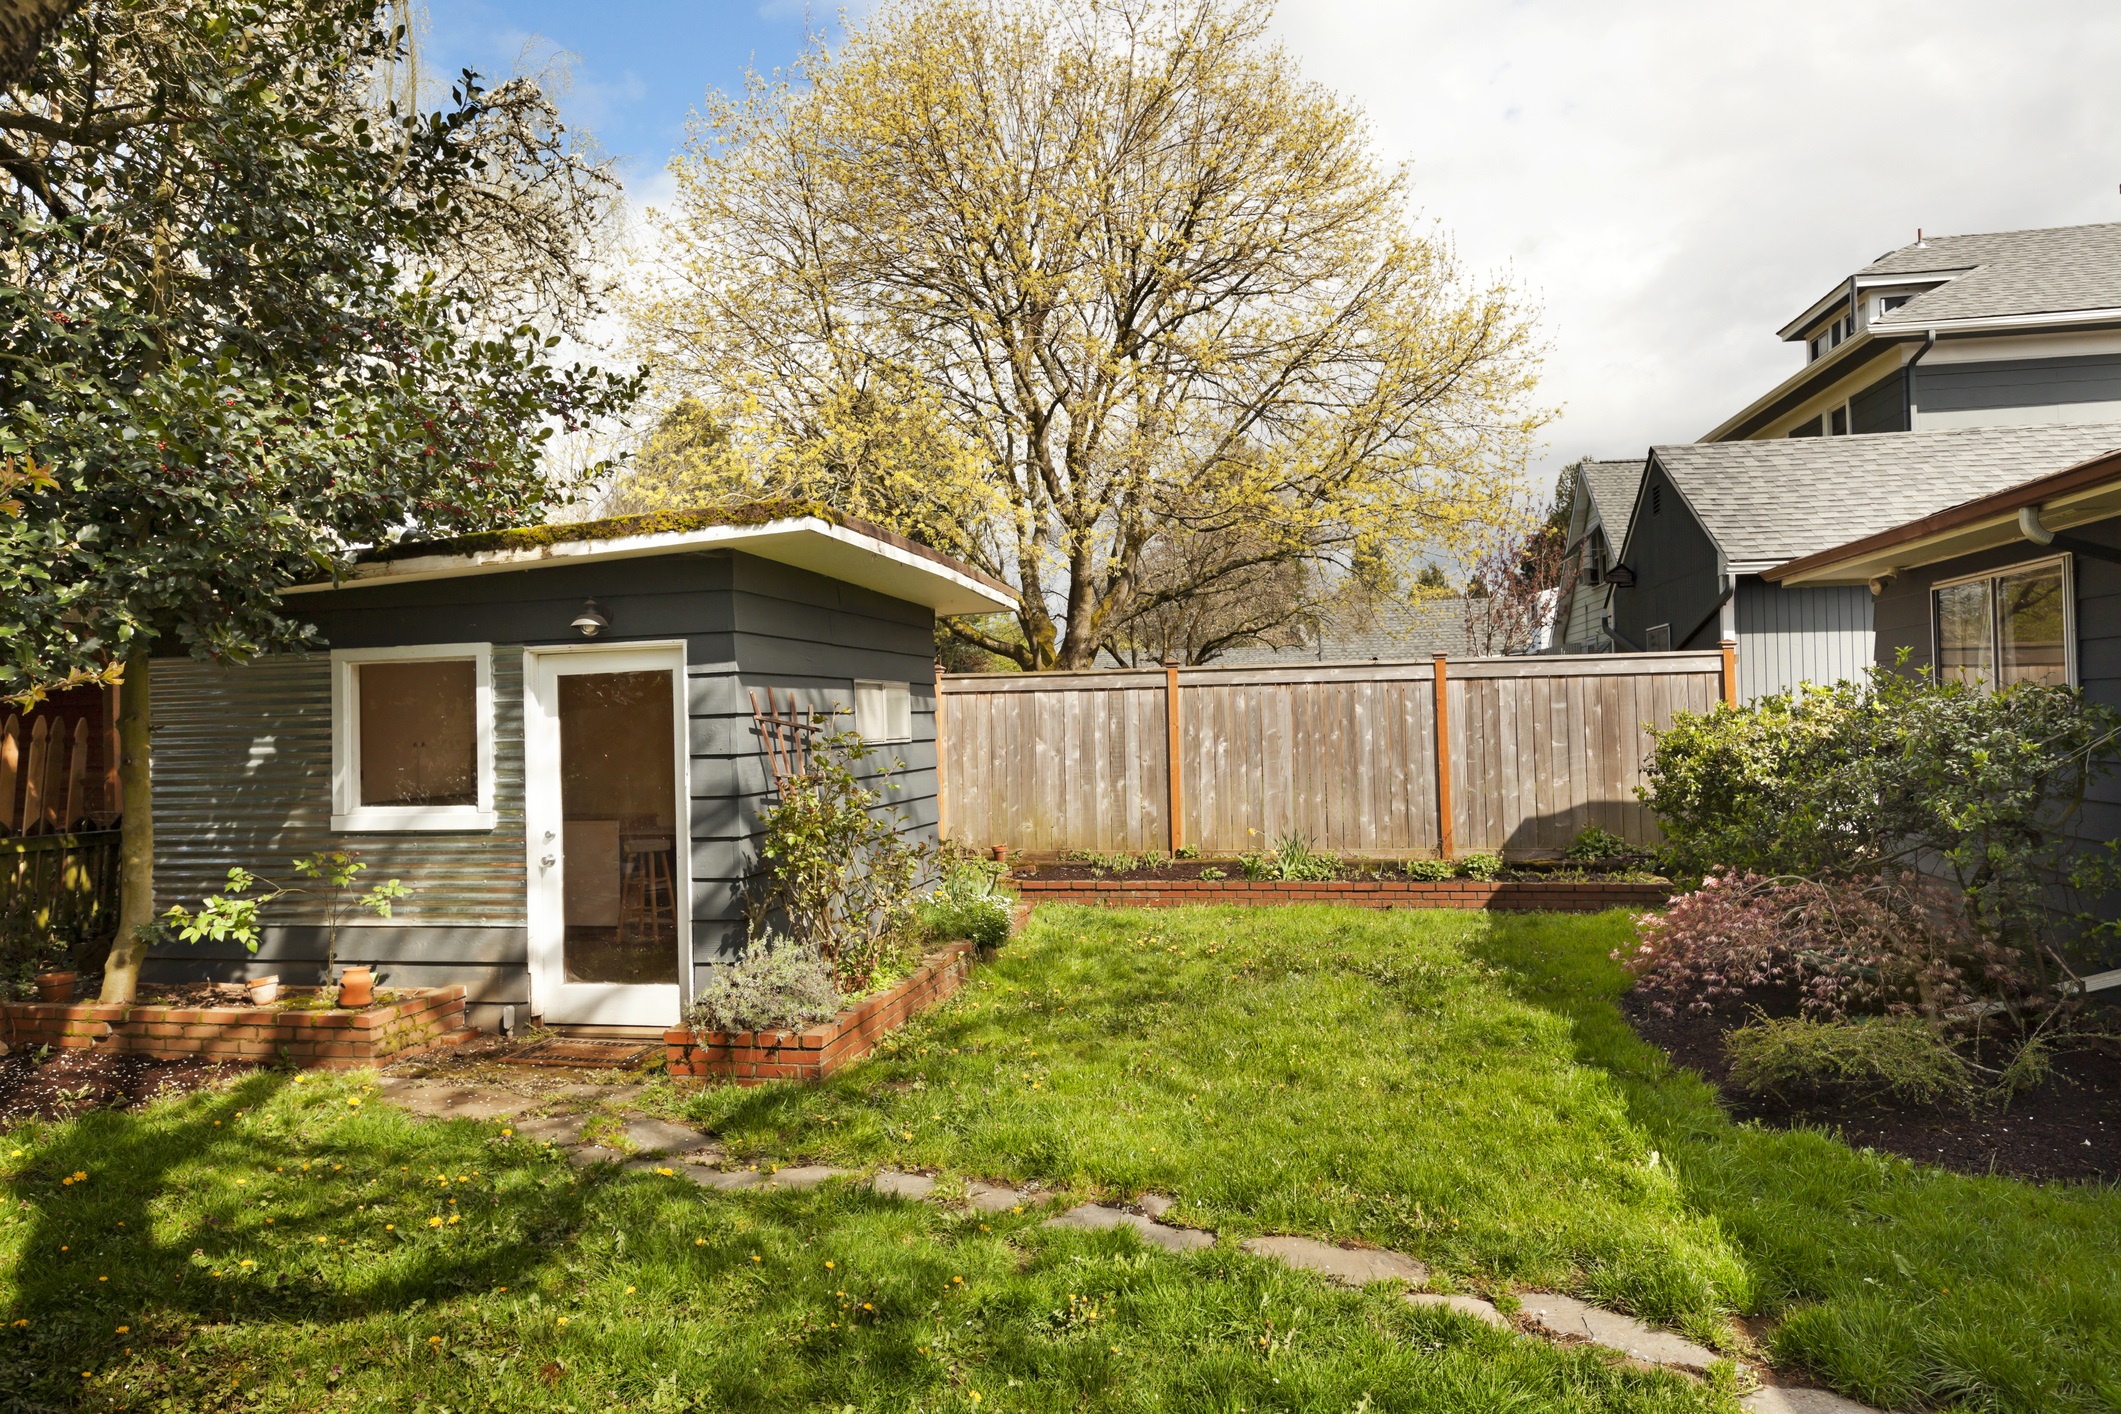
left=379, top=1081, right=1883, bottom=1412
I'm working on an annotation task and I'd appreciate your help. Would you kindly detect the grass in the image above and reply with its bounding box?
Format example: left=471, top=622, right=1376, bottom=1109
left=673, top=906, right=2121, bottom=1414
left=6, top=905, right=2119, bottom=1411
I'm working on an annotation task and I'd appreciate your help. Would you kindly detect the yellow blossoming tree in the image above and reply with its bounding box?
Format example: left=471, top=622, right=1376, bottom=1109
left=626, top=0, right=1548, bottom=668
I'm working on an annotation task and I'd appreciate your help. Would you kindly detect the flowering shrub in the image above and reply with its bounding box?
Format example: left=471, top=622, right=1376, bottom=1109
left=920, top=863, right=1014, bottom=950
left=689, top=932, right=842, bottom=1034
left=1617, top=870, right=2036, bottom=1021
left=754, top=727, right=933, bottom=991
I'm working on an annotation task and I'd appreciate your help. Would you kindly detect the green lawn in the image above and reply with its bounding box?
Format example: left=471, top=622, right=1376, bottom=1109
left=4, top=905, right=2117, bottom=1412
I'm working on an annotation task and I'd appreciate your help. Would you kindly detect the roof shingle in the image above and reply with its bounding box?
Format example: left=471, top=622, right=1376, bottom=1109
left=1576, top=457, right=1646, bottom=549
left=1642, top=422, right=2121, bottom=571
left=1860, top=222, right=2121, bottom=324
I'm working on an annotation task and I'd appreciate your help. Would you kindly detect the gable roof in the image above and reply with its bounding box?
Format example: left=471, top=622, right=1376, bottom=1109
left=1214, top=598, right=1470, bottom=665
left=1860, top=222, right=2121, bottom=328
left=1575, top=457, right=1646, bottom=549
left=1627, top=422, right=2121, bottom=574
left=286, top=504, right=1019, bottom=615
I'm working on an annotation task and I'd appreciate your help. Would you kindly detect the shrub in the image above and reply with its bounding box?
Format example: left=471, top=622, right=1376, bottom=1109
left=1723, top=1014, right=1974, bottom=1108
left=1639, top=665, right=2121, bottom=982
left=689, top=932, right=842, bottom=1034
left=920, top=864, right=1015, bottom=950
left=1403, top=858, right=1453, bottom=881
left=1272, top=832, right=1339, bottom=882
left=1618, top=870, right=2033, bottom=1021
left=1566, top=825, right=1633, bottom=861
left=1236, top=852, right=1272, bottom=881
left=1455, top=853, right=1501, bottom=881
left=754, top=727, right=933, bottom=991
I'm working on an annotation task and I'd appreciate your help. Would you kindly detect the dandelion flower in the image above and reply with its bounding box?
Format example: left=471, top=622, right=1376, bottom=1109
left=824, top=1261, right=834, bottom=1270
left=557, top=1316, right=568, bottom=1326
left=428, top=1217, right=443, bottom=1228
left=694, top=1238, right=706, bottom=1246
left=625, top=1285, right=636, bottom=1294
left=429, top=1336, right=442, bottom=1345
left=115, top=1326, right=128, bottom=1335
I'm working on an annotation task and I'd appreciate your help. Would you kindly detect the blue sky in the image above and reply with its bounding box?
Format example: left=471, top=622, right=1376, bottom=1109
left=421, top=1, right=834, bottom=189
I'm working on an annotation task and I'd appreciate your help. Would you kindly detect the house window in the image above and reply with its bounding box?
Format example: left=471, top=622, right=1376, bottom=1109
left=1878, top=294, right=1912, bottom=318
left=1932, top=557, right=2073, bottom=690
left=332, top=644, right=497, bottom=831
left=1829, top=405, right=1849, bottom=436
left=1583, top=528, right=1606, bottom=586
left=1644, top=624, right=1672, bottom=651
left=854, top=679, right=913, bottom=743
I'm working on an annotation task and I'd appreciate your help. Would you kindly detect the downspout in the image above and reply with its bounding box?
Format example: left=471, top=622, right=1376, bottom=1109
left=1902, top=328, right=1937, bottom=432
left=1676, top=573, right=1737, bottom=650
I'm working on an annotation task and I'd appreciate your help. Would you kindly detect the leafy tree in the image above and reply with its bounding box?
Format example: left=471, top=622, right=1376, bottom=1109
left=626, top=0, right=1546, bottom=669
left=0, top=0, right=640, bottom=1001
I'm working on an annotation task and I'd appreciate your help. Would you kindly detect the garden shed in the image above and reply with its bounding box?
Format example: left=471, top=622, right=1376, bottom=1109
left=141, top=508, right=1015, bottom=1033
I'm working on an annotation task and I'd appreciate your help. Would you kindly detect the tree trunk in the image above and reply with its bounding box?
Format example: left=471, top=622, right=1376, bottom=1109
left=98, top=645, right=153, bottom=1003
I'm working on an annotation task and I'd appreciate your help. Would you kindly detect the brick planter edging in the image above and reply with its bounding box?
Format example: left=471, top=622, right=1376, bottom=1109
left=0, top=986, right=469, bottom=1070
left=1010, top=877, right=1673, bottom=912
left=665, top=942, right=976, bottom=1086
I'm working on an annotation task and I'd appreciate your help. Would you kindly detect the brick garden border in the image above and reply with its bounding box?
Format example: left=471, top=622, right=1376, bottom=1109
left=0, top=986, right=470, bottom=1070
left=665, top=941, right=976, bottom=1086
left=1010, top=877, right=1673, bottom=912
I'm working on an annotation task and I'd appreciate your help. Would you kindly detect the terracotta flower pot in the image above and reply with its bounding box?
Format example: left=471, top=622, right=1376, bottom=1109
left=245, top=975, right=281, bottom=1006
left=336, top=966, right=374, bottom=1009
left=33, top=971, right=76, bottom=1003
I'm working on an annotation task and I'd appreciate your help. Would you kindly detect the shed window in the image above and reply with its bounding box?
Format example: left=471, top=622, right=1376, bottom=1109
left=854, top=679, right=913, bottom=743
left=1644, top=624, right=1672, bottom=651
left=1932, top=558, right=2072, bottom=690
left=332, top=645, right=497, bottom=831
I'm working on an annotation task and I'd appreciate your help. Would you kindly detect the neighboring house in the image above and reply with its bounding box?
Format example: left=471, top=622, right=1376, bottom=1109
left=142, top=508, right=1015, bottom=1033
left=1214, top=597, right=1470, bottom=665
left=1554, top=457, right=1647, bottom=651
left=1609, top=423, right=2121, bottom=701
left=1763, top=447, right=2121, bottom=892
left=1706, top=221, right=2121, bottom=444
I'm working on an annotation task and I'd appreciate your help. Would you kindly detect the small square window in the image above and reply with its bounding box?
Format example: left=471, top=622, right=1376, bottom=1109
left=1644, top=624, right=1672, bottom=651
left=333, top=645, right=496, bottom=831
left=853, top=680, right=913, bottom=743
left=1932, top=558, right=2073, bottom=691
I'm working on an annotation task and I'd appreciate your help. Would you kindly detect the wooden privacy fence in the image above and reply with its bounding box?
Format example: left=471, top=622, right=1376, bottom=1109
left=2, top=692, right=123, bottom=941
left=936, top=649, right=1734, bottom=858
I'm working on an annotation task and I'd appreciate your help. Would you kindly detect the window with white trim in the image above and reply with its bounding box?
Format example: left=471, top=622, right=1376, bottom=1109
left=853, top=679, right=913, bottom=743
left=1932, top=557, right=2073, bottom=690
left=331, top=644, right=497, bottom=831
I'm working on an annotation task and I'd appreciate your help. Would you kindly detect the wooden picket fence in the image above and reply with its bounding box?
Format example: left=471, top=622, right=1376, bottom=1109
left=935, top=649, right=1734, bottom=858
left=1, top=691, right=123, bottom=942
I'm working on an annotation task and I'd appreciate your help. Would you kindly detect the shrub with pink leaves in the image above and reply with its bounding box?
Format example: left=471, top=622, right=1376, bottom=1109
left=1617, top=870, right=2038, bottom=1021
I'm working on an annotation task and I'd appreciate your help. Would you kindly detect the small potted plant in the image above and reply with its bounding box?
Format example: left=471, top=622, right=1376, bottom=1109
left=244, top=974, right=280, bottom=1006
left=33, top=970, right=77, bottom=1003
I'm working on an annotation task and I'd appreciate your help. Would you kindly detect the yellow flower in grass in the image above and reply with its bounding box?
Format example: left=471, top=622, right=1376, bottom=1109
left=428, top=1217, right=443, bottom=1228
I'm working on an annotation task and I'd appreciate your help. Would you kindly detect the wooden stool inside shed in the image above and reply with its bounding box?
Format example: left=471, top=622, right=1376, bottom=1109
left=619, top=834, right=677, bottom=942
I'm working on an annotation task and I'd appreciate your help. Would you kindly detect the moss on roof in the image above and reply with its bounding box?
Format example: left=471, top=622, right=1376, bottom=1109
left=365, top=502, right=835, bottom=561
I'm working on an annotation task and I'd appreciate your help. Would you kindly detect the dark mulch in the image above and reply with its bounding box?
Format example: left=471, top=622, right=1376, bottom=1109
left=1624, top=989, right=2121, bottom=1184
left=0, top=1047, right=250, bottom=1126
left=1016, top=858, right=1662, bottom=884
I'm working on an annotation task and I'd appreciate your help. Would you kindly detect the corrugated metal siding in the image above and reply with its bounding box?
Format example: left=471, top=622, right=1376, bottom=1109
left=152, top=647, right=527, bottom=926
left=1734, top=580, right=1874, bottom=702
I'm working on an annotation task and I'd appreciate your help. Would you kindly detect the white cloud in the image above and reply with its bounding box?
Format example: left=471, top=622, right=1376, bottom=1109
left=1272, top=0, right=2121, bottom=489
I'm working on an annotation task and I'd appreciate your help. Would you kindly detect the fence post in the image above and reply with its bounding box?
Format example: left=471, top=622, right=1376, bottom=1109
left=1719, top=637, right=1739, bottom=708
left=933, top=671, right=949, bottom=844
left=0, top=713, right=18, bottom=834
left=1163, top=656, right=1184, bottom=855
left=1432, top=655, right=1454, bottom=860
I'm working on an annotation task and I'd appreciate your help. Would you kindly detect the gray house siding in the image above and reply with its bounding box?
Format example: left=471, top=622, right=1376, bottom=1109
left=1871, top=515, right=2121, bottom=865
left=1916, top=353, right=2121, bottom=415
left=146, top=548, right=940, bottom=1028
left=1612, top=463, right=1723, bottom=652
left=1733, top=580, right=1874, bottom=702
left=1850, top=371, right=1907, bottom=435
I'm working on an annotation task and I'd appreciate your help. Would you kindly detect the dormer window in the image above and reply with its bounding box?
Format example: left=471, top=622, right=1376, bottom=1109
left=1808, top=313, right=1857, bottom=362
left=1878, top=293, right=1913, bottom=319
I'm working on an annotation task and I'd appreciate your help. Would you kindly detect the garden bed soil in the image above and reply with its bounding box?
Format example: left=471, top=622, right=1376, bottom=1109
left=1624, top=991, right=2121, bottom=1184
left=0, top=1047, right=249, bottom=1125
left=1018, top=858, right=1660, bottom=884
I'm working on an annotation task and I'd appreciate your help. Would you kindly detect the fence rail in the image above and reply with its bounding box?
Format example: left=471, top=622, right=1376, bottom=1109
left=936, top=650, right=1731, bottom=858
left=1, top=831, right=122, bottom=941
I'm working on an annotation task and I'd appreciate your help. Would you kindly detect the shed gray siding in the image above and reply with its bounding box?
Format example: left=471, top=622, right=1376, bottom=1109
left=1916, top=353, right=2121, bottom=415
left=1612, top=462, right=1724, bottom=651
left=146, top=548, right=940, bottom=1025
left=1733, top=579, right=1874, bottom=702
left=1871, top=514, right=2121, bottom=908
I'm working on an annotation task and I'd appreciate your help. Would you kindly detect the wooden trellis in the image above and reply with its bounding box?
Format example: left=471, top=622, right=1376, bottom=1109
left=748, top=688, right=824, bottom=789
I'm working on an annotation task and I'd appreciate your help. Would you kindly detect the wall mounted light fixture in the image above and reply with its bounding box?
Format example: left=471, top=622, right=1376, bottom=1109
left=571, top=599, right=610, bottom=638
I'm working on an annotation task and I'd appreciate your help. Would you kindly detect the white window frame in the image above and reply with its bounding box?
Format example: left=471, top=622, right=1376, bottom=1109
left=1929, top=554, right=2076, bottom=690
left=854, top=679, right=913, bottom=743
left=1644, top=624, right=1672, bottom=651
left=331, top=643, right=497, bottom=831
